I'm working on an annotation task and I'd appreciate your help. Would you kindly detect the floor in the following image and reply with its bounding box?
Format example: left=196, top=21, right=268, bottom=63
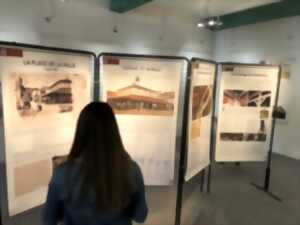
left=0, top=154, right=299, bottom=225
left=181, top=154, right=300, bottom=225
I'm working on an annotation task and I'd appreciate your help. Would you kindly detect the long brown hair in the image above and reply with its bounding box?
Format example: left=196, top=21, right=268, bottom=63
left=67, top=102, right=135, bottom=211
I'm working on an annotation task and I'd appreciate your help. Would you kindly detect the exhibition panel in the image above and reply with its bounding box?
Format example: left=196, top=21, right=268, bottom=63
left=99, top=54, right=188, bottom=186
left=0, top=42, right=95, bottom=217
left=185, top=59, right=217, bottom=181
left=215, top=64, right=280, bottom=162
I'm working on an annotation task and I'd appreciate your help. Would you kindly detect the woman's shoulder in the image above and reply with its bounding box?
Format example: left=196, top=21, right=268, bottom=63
left=51, top=162, right=68, bottom=184
left=131, top=160, right=141, bottom=173
left=130, top=160, right=144, bottom=185
left=51, top=161, right=79, bottom=185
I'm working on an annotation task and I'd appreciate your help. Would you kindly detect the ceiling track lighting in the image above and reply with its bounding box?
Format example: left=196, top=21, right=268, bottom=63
left=197, top=17, right=223, bottom=29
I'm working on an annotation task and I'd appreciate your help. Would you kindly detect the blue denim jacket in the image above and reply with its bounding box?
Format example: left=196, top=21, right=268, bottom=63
left=42, top=160, right=148, bottom=225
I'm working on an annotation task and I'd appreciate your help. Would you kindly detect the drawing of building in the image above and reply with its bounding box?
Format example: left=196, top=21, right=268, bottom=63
left=107, top=77, right=175, bottom=115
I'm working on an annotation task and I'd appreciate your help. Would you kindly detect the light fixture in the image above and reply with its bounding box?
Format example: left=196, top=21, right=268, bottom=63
left=197, top=16, right=223, bottom=29
left=197, top=22, right=205, bottom=28
left=208, top=19, right=216, bottom=26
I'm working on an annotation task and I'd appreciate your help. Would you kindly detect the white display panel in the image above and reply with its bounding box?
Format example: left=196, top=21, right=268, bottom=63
left=0, top=46, right=93, bottom=216
left=100, top=56, right=184, bottom=185
left=215, top=65, right=279, bottom=162
left=185, top=61, right=216, bottom=181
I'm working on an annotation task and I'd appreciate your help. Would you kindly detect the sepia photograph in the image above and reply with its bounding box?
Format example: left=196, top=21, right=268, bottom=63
left=192, top=85, right=213, bottom=120
left=191, top=85, right=212, bottom=139
left=107, top=76, right=175, bottom=116
left=15, top=75, right=74, bottom=117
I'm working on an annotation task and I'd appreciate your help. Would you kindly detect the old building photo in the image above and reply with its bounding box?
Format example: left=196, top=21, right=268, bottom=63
left=14, top=74, right=76, bottom=117
left=107, top=76, right=175, bottom=116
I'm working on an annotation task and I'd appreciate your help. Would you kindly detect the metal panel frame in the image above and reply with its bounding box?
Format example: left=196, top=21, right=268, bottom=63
left=185, top=58, right=218, bottom=194
left=214, top=62, right=282, bottom=200
left=98, top=52, right=190, bottom=225
left=0, top=41, right=97, bottom=224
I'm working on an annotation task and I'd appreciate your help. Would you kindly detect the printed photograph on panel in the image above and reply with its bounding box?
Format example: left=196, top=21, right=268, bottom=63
left=220, top=133, right=244, bottom=141
left=191, top=85, right=213, bottom=139
left=107, top=76, right=175, bottom=116
left=244, top=133, right=267, bottom=142
left=220, top=133, right=267, bottom=142
left=223, top=90, right=248, bottom=106
left=223, top=89, right=271, bottom=107
left=192, top=85, right=212, bottom=120
left=11, top=73, right=86, bottom=117
left=248, top=91, right=271, bottom=107
left=220, top=119, right=267, bottom=142
left=260, top=109, right=269, bottom=119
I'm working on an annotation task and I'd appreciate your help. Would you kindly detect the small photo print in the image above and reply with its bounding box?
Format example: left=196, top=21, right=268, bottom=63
left=107, top=76, right=175, bottom=116
left=260, top=110, right=269, bottom=119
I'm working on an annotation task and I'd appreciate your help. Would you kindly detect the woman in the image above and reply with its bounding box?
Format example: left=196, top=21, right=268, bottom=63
left=43, top=102, right=148, bottom=225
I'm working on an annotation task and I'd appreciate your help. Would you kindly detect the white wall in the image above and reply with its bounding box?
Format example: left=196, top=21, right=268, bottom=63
left=0, top=0, right=213, bottom=59
left=3, top=0, right=298, bottom=159
left=214, top=16, right=300, bottom=160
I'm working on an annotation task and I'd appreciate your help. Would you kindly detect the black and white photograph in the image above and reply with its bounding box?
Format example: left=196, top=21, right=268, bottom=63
left=10, top=73, right=86, bottom=118
left=15, top=77, right=73, bottom=117
left=248, top=90, right=271, bottom=107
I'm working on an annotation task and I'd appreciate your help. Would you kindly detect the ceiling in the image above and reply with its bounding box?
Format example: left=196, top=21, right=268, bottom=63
left=110, top=0, right=300, bottom=30
left=146, top=0, right=280, bottom=18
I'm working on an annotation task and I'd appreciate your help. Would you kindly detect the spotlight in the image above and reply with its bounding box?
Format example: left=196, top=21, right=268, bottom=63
left=197, top=17, right=223, bottom=29
left=197, top=22, right=205, bottom=28
left=208, top=19, right=216, bottom=26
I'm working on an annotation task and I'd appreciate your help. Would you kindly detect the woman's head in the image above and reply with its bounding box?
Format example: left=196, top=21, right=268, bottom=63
left=68, top=102, right=135, bottom=211
left=69, top=102, right=124, bottom=159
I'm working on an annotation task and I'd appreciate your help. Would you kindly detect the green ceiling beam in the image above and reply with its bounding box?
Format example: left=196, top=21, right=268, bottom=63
left=110, top=0, right=153, bottom=13
left=217, top=0, right=300, bottom=30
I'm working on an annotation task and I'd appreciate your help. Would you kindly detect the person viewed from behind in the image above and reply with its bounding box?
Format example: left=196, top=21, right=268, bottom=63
left=43, top=102, right=148, bottom=225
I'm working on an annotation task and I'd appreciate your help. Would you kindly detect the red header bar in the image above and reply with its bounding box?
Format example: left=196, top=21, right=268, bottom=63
left=0, top=47, right=23, bottom=57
